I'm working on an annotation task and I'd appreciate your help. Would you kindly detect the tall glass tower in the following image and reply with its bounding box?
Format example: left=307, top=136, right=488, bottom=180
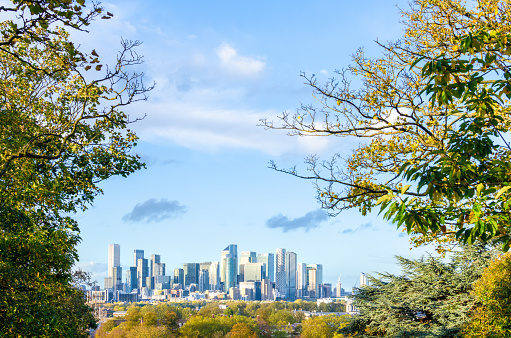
left=108, top=244, right=120, bottom=278
left=220, top=244, right=237, bottom=292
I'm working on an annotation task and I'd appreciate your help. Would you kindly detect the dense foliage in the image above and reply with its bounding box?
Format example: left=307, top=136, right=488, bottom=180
left=0, top=1, right=149, bottom=336
left=263, top=0, right=511, bottom=251
left=342, top=245, right=497, bottom=337
left=463, top=253, right=511, bottom=337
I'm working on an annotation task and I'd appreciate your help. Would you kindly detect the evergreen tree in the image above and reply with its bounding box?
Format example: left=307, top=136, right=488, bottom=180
left=342, top=245, right=497, bottom=337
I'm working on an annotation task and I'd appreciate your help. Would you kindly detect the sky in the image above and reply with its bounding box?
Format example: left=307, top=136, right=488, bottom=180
left=72, top=0, right=437, bottom=289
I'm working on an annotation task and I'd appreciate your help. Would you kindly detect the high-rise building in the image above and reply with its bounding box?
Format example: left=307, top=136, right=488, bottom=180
left=221, top=244, right=238, bottom=292
left=275, top=248, right=286, bottom=297
left=154, top=263, right=165, bottom=277
left=173, top=268, right=184, bottom=287
left=244, top=262, right=265, bottom=282
left=134, top=249, right=144, bottom=267
left=257, top=253, right=275, bottom=283
left=183, top=263, right=200, bottom=286
left=108, top=244, right=120, bottom=278
left=137, top=258, right=148, bottom=289
left=285, top=251, right=297, bottom=299
left=306, top=264, right=323, bottom=298
left=150, top=254, right=161, bottom=277
left=126, top=267, right=137, bottom=292
left=112, top=266, right=123, bottom=291
left=209, top=261, right=220, bottom=290
left=296, top=263, right=307, bottom=298
left=239, top=251, right=256, bottom=282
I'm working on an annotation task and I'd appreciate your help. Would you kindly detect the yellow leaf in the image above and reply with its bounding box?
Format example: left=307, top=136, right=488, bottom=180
left=495, top=186, right=511, bottom=199
left=401, top=185, right=411, bottom=194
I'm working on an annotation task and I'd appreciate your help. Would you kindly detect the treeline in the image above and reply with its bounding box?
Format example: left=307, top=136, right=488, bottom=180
left=95, top=299, right=347, bottom=337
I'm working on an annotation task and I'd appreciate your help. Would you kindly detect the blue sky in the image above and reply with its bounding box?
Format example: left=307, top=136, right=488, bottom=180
left=73, top=0, right=435, bottom=289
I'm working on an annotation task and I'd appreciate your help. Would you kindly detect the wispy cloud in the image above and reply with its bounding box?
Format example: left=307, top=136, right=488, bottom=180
left=217, top=43, right=266, bottom=77
left=123, top=198, right=187, bottom=223
left=339, top=222, right=374, bottom=235
left=266, top=209, right=329, bottom=232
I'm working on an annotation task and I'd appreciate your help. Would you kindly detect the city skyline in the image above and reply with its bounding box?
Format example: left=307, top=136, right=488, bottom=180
left=74, top=0, right=437, bottom=289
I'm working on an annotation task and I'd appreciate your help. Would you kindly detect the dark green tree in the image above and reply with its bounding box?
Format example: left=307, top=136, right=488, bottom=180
left=342, top=245, right=497, bottom=337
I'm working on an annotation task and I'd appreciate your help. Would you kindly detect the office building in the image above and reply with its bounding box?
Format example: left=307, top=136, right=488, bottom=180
left=336, top=274, right=342, bottom=298
left=150, top=254, right=161, bottom=277
left=134, top=249, right=144, bottom=267
left=244, top=262, right=265, bottom=282
left=257, top=253, right=274, bottom=282
left=137, top=258, right=148, bottom=289
left=239, top=251, right=256, bottom=282
left=360, top=272, right=368, bottom=287
left=108, top=244, right=120, bottom=278
left=296, top=263, right=307, bottom=298
left=275, top=248, right=286, bottom=297
left=220, top=244, right=238, bottom=292
left=285, top=251, right=297, bottom=299
left=173, top=268, right=184, bottom=286
left=183, top=263, right=200, bottom=286
left=126, top=267, right=137, bottom=292
left=209, top=261, right=220, bottom=290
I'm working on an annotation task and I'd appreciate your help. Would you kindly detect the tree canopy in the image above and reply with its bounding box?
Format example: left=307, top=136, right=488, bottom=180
left=0, top=0, right=150, bottom=336
left=342, top=245, right=497, bottom=337
left=262, top=0, right=511, bottom=251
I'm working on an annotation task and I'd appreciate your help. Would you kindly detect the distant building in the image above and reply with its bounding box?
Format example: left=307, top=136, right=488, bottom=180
left=174, top=268, right=184, bottom=286
left=239, top=251, right=256, bottom=282
left=209, top=261, right=220, bottom=290
left=137, top=258, right=148, bottom=288
left=221, top=244, right=238, bottom=292
left=244, top=262, right=265, bottom=282
left=296, top=263, right=308, bottom=298
left=183, top=263, right=200, bottom=286
left=150, top=254, right=161, bottom=277
left=257, top=253, right=275, bottom=283
left=336, top=274, right=342, bottom=298
left=285, top=251, right=297, bottom=299
left=108, top=244, right=120, bottom=278
left=275, top=248, right=286, bottom=297
left=133, top=249, right=144, bottom=267
left=126, top=266, right=137, bottom=292
left=360, top=272, right=368, bottom=287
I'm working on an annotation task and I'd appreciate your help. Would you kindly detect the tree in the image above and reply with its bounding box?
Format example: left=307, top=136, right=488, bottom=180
left=341, top=245, right=497, bottom=337
left=300, top=314, right=350, bottom=338
left=0, top=0, right=150, bottom=335
left=463, top=253, right=511, bottom=337
left=227, top=322, right=258, bottom=338
left=262, top=0, right=511, bottom=250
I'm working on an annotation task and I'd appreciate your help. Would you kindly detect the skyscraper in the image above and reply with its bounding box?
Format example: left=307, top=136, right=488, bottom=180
left=137, top=258, right=148, bottom=289
left=108, top=244, right=120, bottom=278
left=173, top=268, right=184, bottom=286
left=244, top=262, right=265, bottom=282
left=150, top=254, right=161, bottom=277
left=285, top=251, right=297, bottom=299
left=257, top=253, right=275, bottom=283
left=275, top=248, right=286, bottom=297
left=183, top=263, right=200, bottom=286
left=134, top=249, right=144, bottom=267
left=126, top=266, right=137, bottom=292
left=220, top=244, right=238, bottom=292
left=209, top=261, right=220, bottom=290
left=239, top=251, right=256, bottom=282
left=296, top=263, right=307, bottom=298
left=306, top=264, right=323, bottom=298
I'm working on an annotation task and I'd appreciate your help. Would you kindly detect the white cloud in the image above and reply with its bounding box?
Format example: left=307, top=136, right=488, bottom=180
left=320, top=69, right=329, bottom=76
left=217, top=43, right=266, bottom=77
